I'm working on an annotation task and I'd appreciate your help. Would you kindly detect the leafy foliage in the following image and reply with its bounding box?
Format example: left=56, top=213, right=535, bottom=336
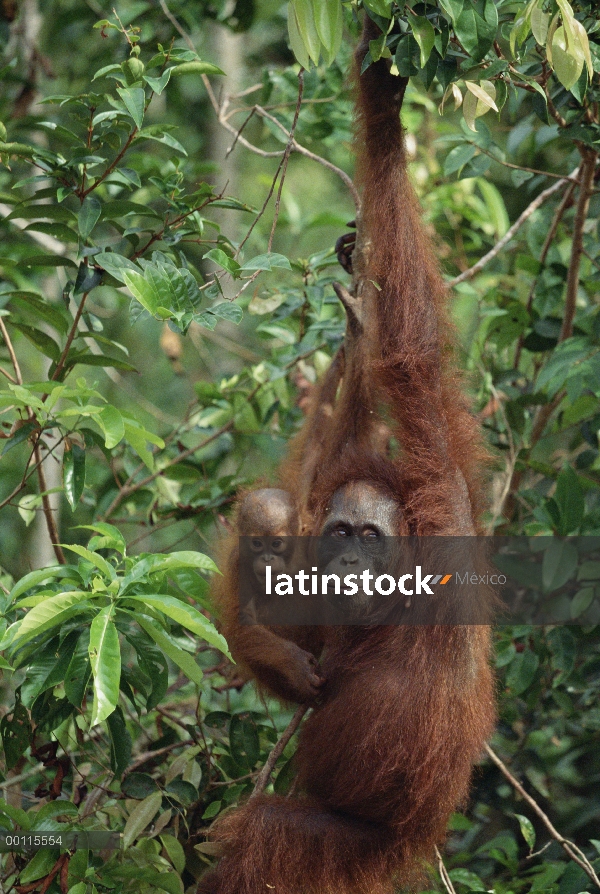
left=0, top=2, right=599, bottom=893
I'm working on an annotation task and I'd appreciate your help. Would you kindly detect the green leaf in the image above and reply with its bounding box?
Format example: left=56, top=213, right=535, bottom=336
left=8, top=566, right=67, bottom=604
left=89, top=605, right=121, bottom=726
left=477, top=179, right=509, bottom=239
left=64, top=632, right=92, bottom=707
left=6, top=291, right=69, bottom=335
left=230, top=712, right=260, bottom=770
left=170, top=60, right=225, bottom=77
left=443, top=143, right=477, bottom=176
left=406, top=14, right=435, bottom=68
left=134, top=128, right=188, bottom=155
left=288, top=7, right=311, bottom=70
left=240, top=252, right=291, bottom=272
left=160, top=834, right=186, bottom=873
left=505, top=649, right=539, bottom=695
left=78, top=195, right=102, bottom=241
left=363, top=0, right=392, bottom=17
left=312, top=0, right=343, bottom=64
left=125, top=595, right=230, bottom=658
left=143, top=69, right=172, bottom=94
left=531, top=6, right=549, bottom=44
left=439, top=0, right=463, bottom=22
left=455, top=0, right=498, bottom=63
left=1, top=419, right=37, bottom=456
left=123, top=270, right=161, bottom=315
left=20, top=254, right=77, bottom=269
left=122, top=418, right=164, bottom=469
left=122, top=790, right=162, bottom=848
left=554, top=467, right=584, bottom=534
left=571, top=587, right=595, bottom=619
left=11, top=323, right=61, bottom=362
left=107, top=705, right=132, bottom=776
left=203, top=302, right=243, bottom=325
left=204, top=249, right=241, bottom=277
left=514, top=813, right=536, bottom=850
left=542, top=541, right=578, bottom=592
left=97, top=405, right=125, bottom=449
left=116, top=86, right=146, bottom=129
left=202, top=800, right=221, bottom=820
left=75, top=522, right=126, bottom=555
left=136, top=615, right=204, bottom=686
left=552, top=26, right=584, bottom=90
left=0, top=691, right=31, bottom=770
left=62, top=543, right=116, bottom=580
left=121, top=773, right=159, bottom=799
left=291, top=0, right=322, bottom=64
left=11, top=591, right=89, bottom=647
left=19, top=849, right=57, bottom=884
left=24, top=221, right=78, bottom=243
left=95, top=252, right=139, bottom=283
left=63, top=442, right=86, bottom=510
left=547, top=626, right=576, bottom=684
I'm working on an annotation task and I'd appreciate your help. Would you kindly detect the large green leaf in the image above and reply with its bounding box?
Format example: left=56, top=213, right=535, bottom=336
left=11, top=591, right=89, bottom=647
left=63, top=442, right=86, bottom=510
left=116, top=86, right=146, bottom=129
left=124, top=595, right=230, bottom=657
left=122, top=790, right=162, bottom=848
left=78, top=195, right=102, bottom=240
left=89, top=605, right=121, bottom=725
left=136, top=615, right=204, bottom=686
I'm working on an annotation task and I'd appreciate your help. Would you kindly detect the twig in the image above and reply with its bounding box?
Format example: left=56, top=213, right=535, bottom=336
left=559, top=149, right=598, bottom=342
left=251, top=705, right=309, bottom=797
left=159, top=0, right=195, bottom=52
left=448, top=171, right=577, bottom=286
left=435, top=846, right=457, bottom=894
left=485, top=744, right=600, bottom=890
left=267, top=71, right=304, bottom=252
left=0, top=316, right=23, bottom=385
left=0, top=365, right=16, bottom=383
left=201, top=74, right=360, bottom=210
left=514, top=176, right=578, bottom=367
left=48, top=291, right=90, bottom=386
left=124, top=739, right=195, bottom=775
left=465, top=145, right=578, bottom=183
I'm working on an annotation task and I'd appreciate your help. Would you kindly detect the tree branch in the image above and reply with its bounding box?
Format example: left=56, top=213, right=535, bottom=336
left=251, top=705, right=309, bottom=797
left=485, top=744, right=600, bottom=891
left=435, top=846, right=457, bottom=894
left=559, top=148, right=598, bottom=342
left=514, top=178, right=578, bottom=368
left=448, top=170, right=578, bottom=286
left=0, top=316, right=23, bottom=385
left=201, top=74, right=360, bottom=211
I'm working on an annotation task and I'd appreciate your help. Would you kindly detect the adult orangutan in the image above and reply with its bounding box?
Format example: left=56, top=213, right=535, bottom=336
left=199, top=12, right=495, bottom=894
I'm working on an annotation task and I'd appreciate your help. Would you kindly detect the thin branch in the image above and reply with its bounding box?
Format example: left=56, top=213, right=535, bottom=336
left=475, top=145, right=579, bottom=182
left=559, top=149, right=598, bottom=342
left=448, top=170, right=578, bottom=286
left=201, top=74, right=360, bottom=211
left=267, top=71, right=304, bottom=252
left=485, top=744, right=600, bottom=891
left=81, top=130, right=137, bottom=198
left=0, top=365, right=17, bottom=383
left=514, top=177, right=578, bottom=367
left=252, top=705, right=309, bottom=797
left=48, top=291, right=90, bottom=385
left=435, top=846, right=457, bottom=894
left=159, top=0, right=195, bottom=52
left=0, top=316, right=23, bottom=384
left=33, top=438, right=66, bottom=565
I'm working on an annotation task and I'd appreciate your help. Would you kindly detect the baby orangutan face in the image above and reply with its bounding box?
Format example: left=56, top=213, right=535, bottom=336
left=237, top=488, right=299, bottom=587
